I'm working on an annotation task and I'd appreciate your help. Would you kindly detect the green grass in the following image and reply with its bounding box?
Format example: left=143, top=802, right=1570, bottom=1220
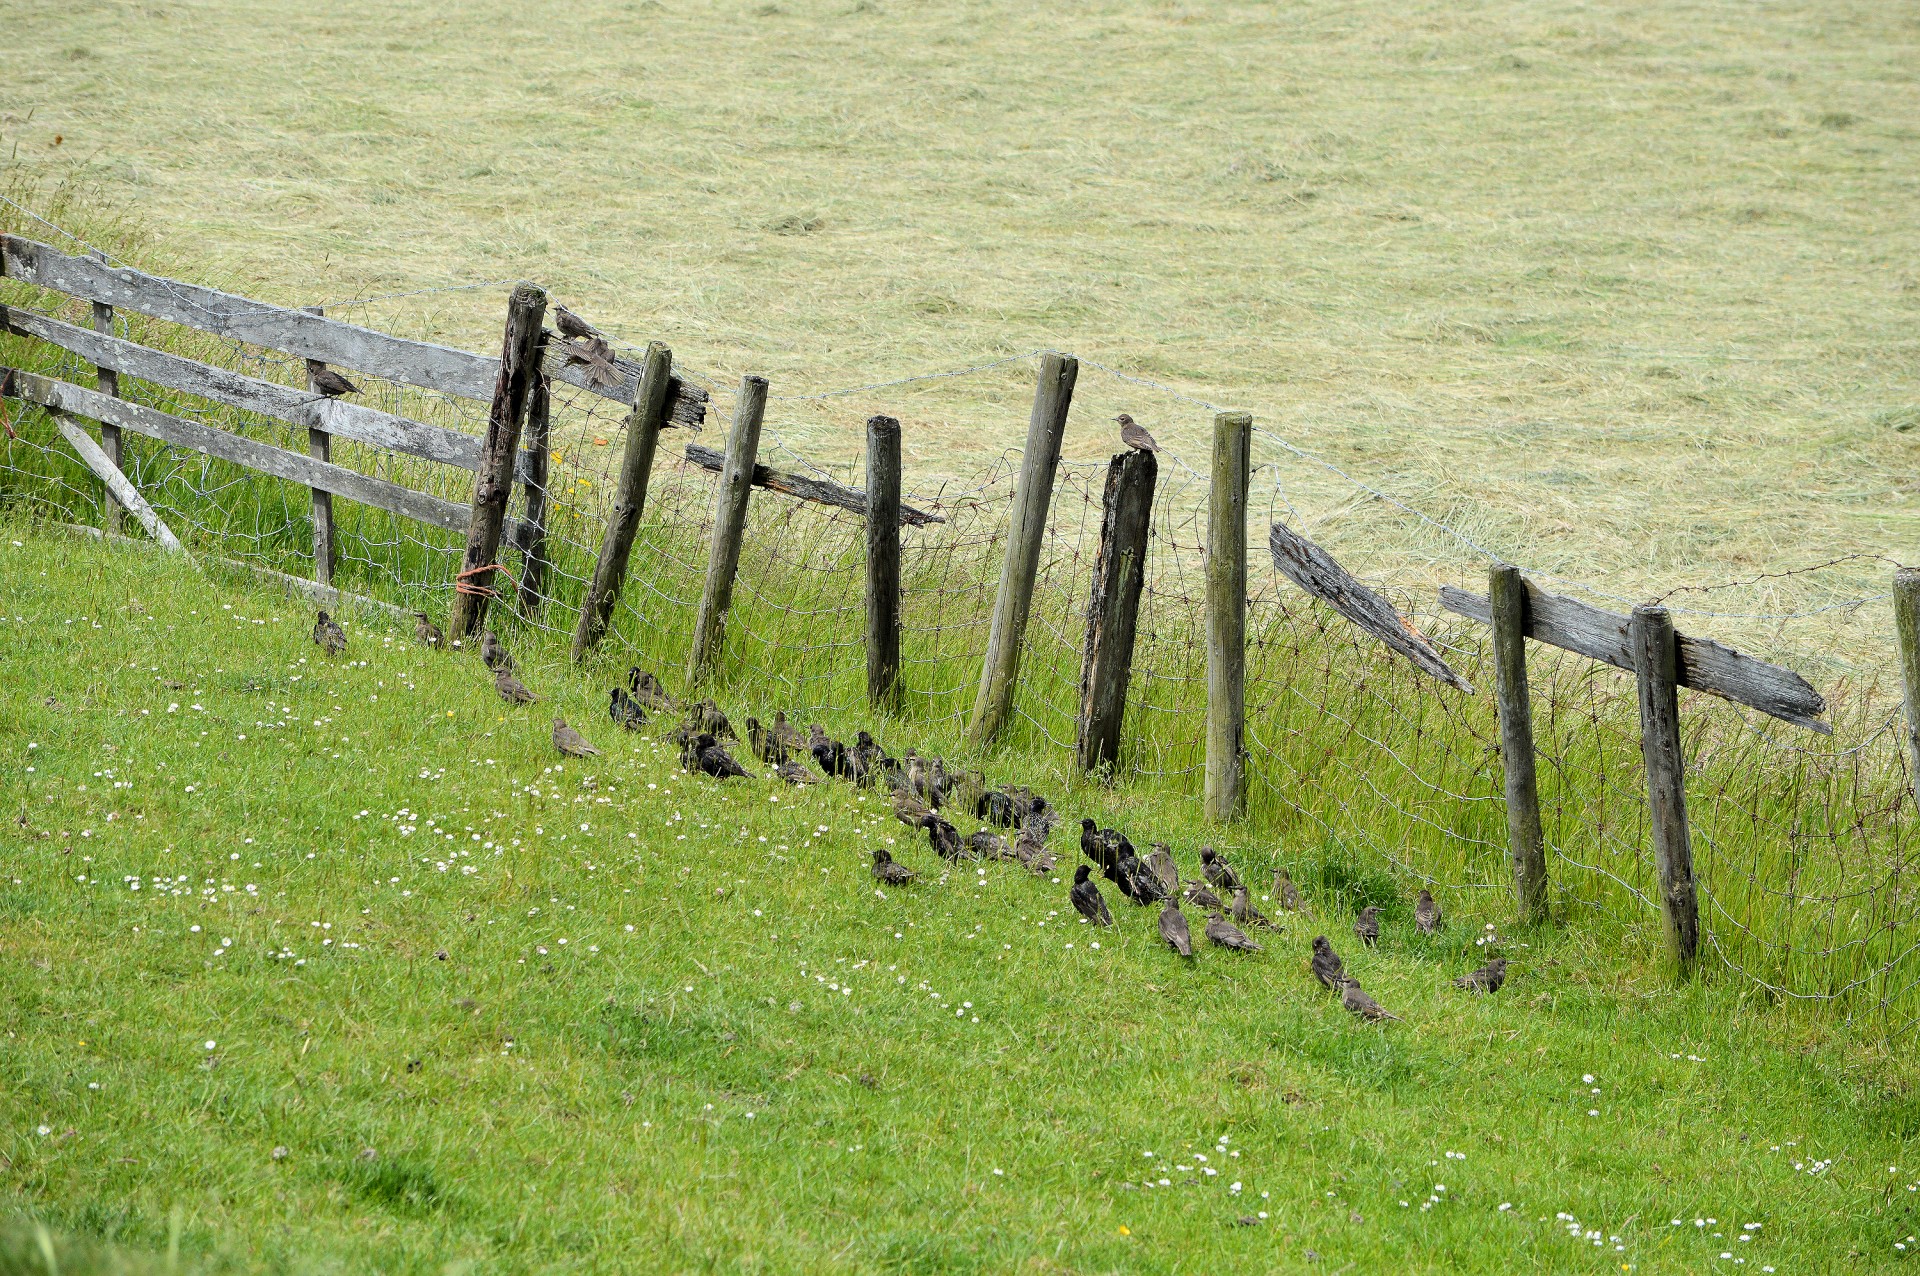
left=6, top=525, right=1920, bottom=1274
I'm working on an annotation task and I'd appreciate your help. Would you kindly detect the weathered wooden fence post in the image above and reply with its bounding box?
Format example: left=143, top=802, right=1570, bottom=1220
left=1629, top=602, right=1699, bottom=977
left=572, top=340, right=673, bottom=661
left=300, top=305, right=336, bottom=585
left=865, top=414, right=904, bottom=713
left=968, top=352, right=1077, bottom=746
left=450, top=283, right=547, bottom=641
left=90, top=249, right=124, bottom=533
left=687, top=374, right=770, bottom=684
left=1076, top=447, right=1157, bottom=775
left=1490, top=563, right=1549, bottom=923
left=515, top=330, right=554, bottom=614
left=1895, top=568, right=1920, bottom=806
left=1205, top=410, right=1252, bottom=821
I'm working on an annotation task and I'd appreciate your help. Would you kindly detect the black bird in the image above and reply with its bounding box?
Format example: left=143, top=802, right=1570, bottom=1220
left=1116, top=847, right=1168, bottom=905
left=554, top=305, right=602, bottom=341
left=979, top=789, right=1021, bottom=828
left=626, top=669, right=675, bottom=713
left=608, top=687, right=647, bottom=730
left=1310, top=935, right=1345, bottom=990
left=746, top=717, right=782, bottom=764
left=1341, top=976, right=1402, bottom=1023
left=809, top=724, right=853, bottom=779
left=852, top=730, right=891, bottom=783
left=1354, top=905, right=1382, bottom=947
left=312, top=609, right=346, bottom=656
left=1200, top=846, right=1242, bottom=893
left=1415, top=889, right=1442, bottom=935
left=686, top=732, right=750, bottom=780
left=871, top=848, right=915, bottom=886
left=1115, top=412, right=1162, bottom=454
left=310, top=367, right=359, bottom=399
left=968, top=830, right=1011, bottom=861
left=1158, top=898, right=1194, bottom=957
left=413, top=611, right=444, bottom=649
left=689, top=698, right=734, bottom=740
left=1454, top=957, right=1508, bottom=995
left=924, top=813, right=963, bottom=862
left=1080, top=818, right=1116, bottom=876
left=1070, top=865, right=1114, bottom=927
left=1204, top=913, right=1261, bottom=953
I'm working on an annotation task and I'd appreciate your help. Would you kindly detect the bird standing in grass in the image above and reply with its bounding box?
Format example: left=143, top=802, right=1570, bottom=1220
left=608, top=687, right=647, bottom=730
left=552, top=718, right=599, bottom=757
left=494, top=665, right=537, bottom=704
left=1232, top=886, right=1277, bottom=932
left=1415, top=889, right=1442, bottom=935
left=481, top=630, right=513, bottom=673
left=773, top=711, right=807, bottom=758
left=809, top=724, right=852, bottom=779
left=1116, top=413, right=1162, bottom=454
left=686, top=732, right=750, bottom=779
left=968, top=830, right=1011, bottom=861
left=773, top=757, right=823, bottom=786
left=309, top=367, right=360, bottom=399
left=1158, top=898, right=1194, bottom=958
left=688, top=698, right=734, bottom=740
left=924, top=813, right=963, bottom=862
left=1354, top=905, right=1382, bottom=946
left=1310, top=935, right=1346, bottom=990
left=1183, top=880, right=1226, bottom=911
left=1454, top=957, right=1507, bottom=994
left=747, top=717, right=782, bottom=764
left=1275, top=868, right=1305, bottom=915
left=312, top=610, right=346, bottom=656
left=1341, top=977, right=1401, bottom=1023
left=1200, top=846, right=1242, bottom=893
left=1145, top=843, right=1179, bottom=895
left=626, top=668, right=675, bottom=713
left=871, top=848, right=914, bottom=886
left=1205, top=913, right=1261, bottom=952
left=413, top=611, right=444, bottom=649
left=1070, top=864, right=1114, bottom=927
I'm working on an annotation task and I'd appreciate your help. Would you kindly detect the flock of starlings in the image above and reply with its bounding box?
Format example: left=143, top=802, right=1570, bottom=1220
left=311, top=606, right=1509, bottom=1024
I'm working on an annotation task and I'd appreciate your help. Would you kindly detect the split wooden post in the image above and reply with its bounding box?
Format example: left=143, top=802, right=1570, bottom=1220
left=89, top=250, right=124, bottom=532
left=1629, top=603, right=1699, bottom=977
left=300, top=306, right=337, bottom=585
left=1895, top=569, right=1920, bottom=807
left=449, top=283, right=547, bottom=641
left=1076, top=447, right=1157, bottom=775
left=572, top=341, right=673, bottom=661
left=969, top=352, right=1077, bottom=746
left=515, top=331, right=554, bottom=614
left=865, top=414, right=904, bottom=713
left=1489, top=563, right=1549, bottom=923
left=1205, top=410, right=1252, bottom=821
left=686, top=374, right=770, bottom=684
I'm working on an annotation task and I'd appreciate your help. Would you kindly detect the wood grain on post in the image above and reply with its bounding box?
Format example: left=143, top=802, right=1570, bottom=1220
left=52, top=413, right=183, bottom=553
left=89, top=250, right=124, bottom=532
left=968, top=352, right=1077, bottom=746
left=687, top=375, right=770, bottom=684
left=515, top=332, right=554, bottom=614
left=449, top=283, right=547, bottom=640
left=1205, top=411, right=1252, bottom=821
left=300, top=306, right=337, bottom=585
left=1490, top=563, right=1548, bottom=922
left=865, top=414, right=904, bottom=712
left=1076, top=447, right=1157, bottom=775
left=572, top=340, right=673, bottom=661
left=1629, top=603, right=1699, bottom=977
left=1895, top=569, right=1920, bottom=805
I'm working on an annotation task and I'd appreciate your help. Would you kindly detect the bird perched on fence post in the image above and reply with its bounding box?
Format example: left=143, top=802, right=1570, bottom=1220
left=413, top=611, right=444, bottom=649
left=309, top=367, right=359, bottom=399
left=1354, top=905, right=1382, bottom=946
left=1454, top=957, right=1507, bottom=994
left=1415, top=889, right=1442, bottom=935
left=1310, top=935, right=1346, bottom=990
left=1115, top=413, right=1162, bottom=454
left=552, top=718, right=599, bottom=758
left=554, top=305, right=602, bottom=341
left=1070, top=865, right=1114, bottom=927
left=312, top=610, right=346, bottom=656
left=1340, top=976, right=1402, bottom=1023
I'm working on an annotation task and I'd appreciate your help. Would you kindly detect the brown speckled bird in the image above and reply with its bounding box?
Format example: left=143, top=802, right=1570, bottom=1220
left=480, top=629, right=513, bottom=673
left=1311, top=935, right=1346, bottom=990
left=892, top=792, right=934, bottom=829
left=1454, top=957, right=1508, bottom=994
left=1116, top=412, right=1162, bottom=454
left=1183, top=880, right=1226, bottom=912
left=554, top=305, right=601, bottom=341
left=413, top=611, right=444, bottom=649
left=1233, top=886, right=1278, bottom=932
left=1415, top=889, right=1442, bottom=935
left=968, top=830, right=1011, bottom=861
left=494, top=665, right=538, bottom=704
left=773, top=757, right=823, bottom=786
left=1205, top=912, right=1261, bottom=952
left=312, top=610, right=346, bottom=656
left=1158, top=898, right=1194, bottom=957
left=626, top=668, right=675, bottom=713
left=924, top=813, right=962, bottom=862
left=1341, top=976, right=1401, bottom=1022
left=1145, top=843, right=1179, bottom=895
left=1354, top=905, right=1382, bottom=947
left=552, top=718, right=599, bottom=757
left=871, top=848, right=914, bottom=886
left=565, top=335, right=621, bottom=388
left=1275, top=868, right=1305, bottom=914
left=309, top=367, right=359, bottom=399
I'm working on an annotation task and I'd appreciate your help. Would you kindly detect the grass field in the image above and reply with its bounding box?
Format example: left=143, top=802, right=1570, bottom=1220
left=4, top=0, right=1920, bottom=633
left=6, top=525, right=1920, bottom=1274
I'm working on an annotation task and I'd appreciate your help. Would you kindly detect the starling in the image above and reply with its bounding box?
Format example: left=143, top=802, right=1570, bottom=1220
left=808, top=724, right=852, bottom=779
left=1454, top=957, right=1508, bottom=995
left=494, top=665, right=538, bottom=704
left=1200, top=846, right=1242, bottom=893
left=552, top=718, right=599, bottom=757
left=1204, top=912, right=1261, bottom=953
left=689, top=732, right=750, bottom=780
left=980, top=789, right=1021, bottom=828
left=967, top=829, right=1011, bottom=861
left=690, top=698, right=734, bottom=740
left=924, top=813, right=963, bottom=862
left=1310, top=935, right=1346, bottom=990
left=772, top=711, right=807, bottom=758
left=480, top=629, right=513, bottom=673
left=747, top=717, right=784, bottom=764
left=946, top=768, right=985, bottom=815
left=626, top=669, right=675, bottom=713
left=892, top=792, right=934, bottom=828
left=1080, top=818, right=1120, bottom=877
left=1183, top=880, right=1226, bottom=912
left=1275, top=868, right=1304, bottom=914
left=929, top=757, right=951, bottom=805
left=851, top=730, right=890, bottom=784
left=1340, top=976, right=1401, bottom=1022
left=1145, top=843, right=1179, bottom=895
left=1069, top=864, right=1114, bottom=927
left=554, top=305, right=601, bottom=341
left=564, top=335, right=621, bottom=389
left=905, top=751, right=930, bottom=802
left=1354, top=905, right=1382, bottom=947
left=1013, top=824, right=1051, bottom=872
left=870, top=848, right=915, bottom=886
left=1158, top=898, right=1194, bottom=957
left=774, top=757, right=823, bottom=786
left=1117, top=848, right=1169, bottom=905
left=1415, top=889, right=1442, bottom=935
left=1023, top=794, right=1056, bottom=839
left=1115, top=412, right=1162, bottom=454
left=309, top=367, right=360, bottom=398
left=608, top=687, right=647, bottom=730
left=311, top=610, right=346, bottom=656
left=1232, top=885, right=1278, bottom=932
left=413, top=611, right=444, bottom=649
